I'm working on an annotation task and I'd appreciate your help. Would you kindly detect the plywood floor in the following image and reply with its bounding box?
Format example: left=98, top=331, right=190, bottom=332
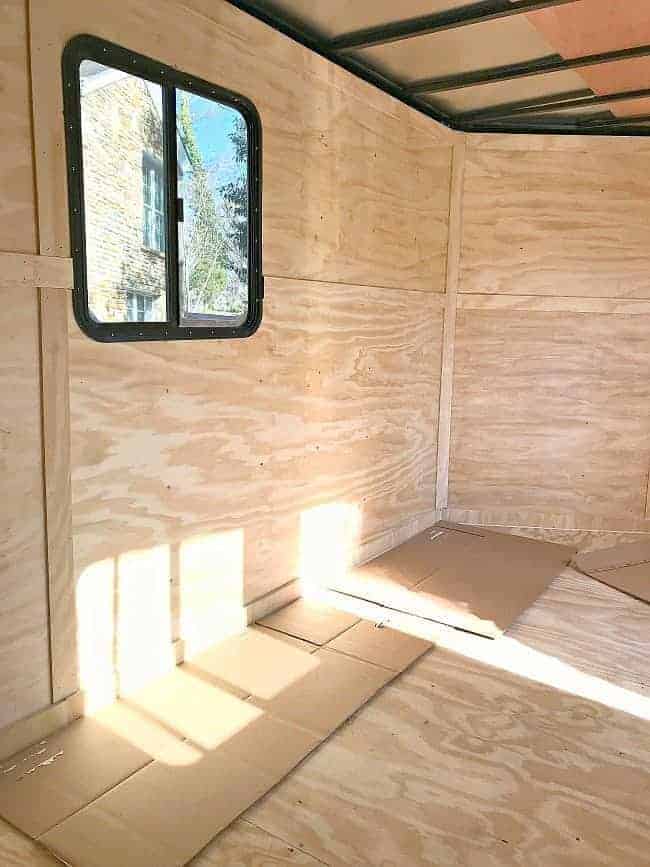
left=2, top=569, right=649, bottom=866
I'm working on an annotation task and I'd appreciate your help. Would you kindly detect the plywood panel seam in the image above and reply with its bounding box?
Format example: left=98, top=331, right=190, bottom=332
left=29, top=0, right=78, bottom=705
left=458, top=293, right=650, bottom=313
left=265, top=273, right=446, bottom=297
left=435, top=141, right=466, bottom=511
left=25, top=0, right=56, bottom=709
left=239, top=819, right=331, bottom=866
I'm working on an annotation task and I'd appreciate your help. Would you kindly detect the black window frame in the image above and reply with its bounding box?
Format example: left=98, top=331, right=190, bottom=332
left=62, top=34, right=263, bottom=343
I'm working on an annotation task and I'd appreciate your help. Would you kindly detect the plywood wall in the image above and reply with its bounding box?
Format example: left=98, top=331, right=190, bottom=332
left=9, top=0, right=650, bottom=732
left=443, top=134, right=650, bottom=541
left=23, top=0, right=453, bottom=708
left=0, top=0, right=52, bottom=727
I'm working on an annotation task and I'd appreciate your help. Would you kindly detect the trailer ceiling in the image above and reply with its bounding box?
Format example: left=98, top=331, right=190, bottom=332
left=226, top=0, right=650, bottom=135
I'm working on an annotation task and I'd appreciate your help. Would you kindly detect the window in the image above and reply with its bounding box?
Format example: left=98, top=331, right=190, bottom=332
left=126, top=291, right=155, bottom=322
left=142, top=155, right=165, bottom=253
left=63, top=35, right=263, bottom=342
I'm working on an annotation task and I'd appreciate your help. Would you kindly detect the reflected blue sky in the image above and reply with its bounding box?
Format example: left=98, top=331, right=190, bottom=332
left=178, top=91, right=245, bottom=189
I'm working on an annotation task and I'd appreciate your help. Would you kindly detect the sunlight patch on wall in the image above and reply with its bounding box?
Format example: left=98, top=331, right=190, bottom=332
left=76, top=557, right=117, bottom=713
left=299, top=502, right=361, bottom=598
left=179, top=529, right=247, bottom=659
left=116, top=544, right=175, bottom=696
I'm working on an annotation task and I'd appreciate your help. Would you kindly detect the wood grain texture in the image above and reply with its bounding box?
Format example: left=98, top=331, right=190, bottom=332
left=0, top=0, right=38, bottom=254
left=435, top=142, right=465, bottom=511
left=67, top=280, right=443, bottom=693
left=448, top=308, right=650, bottom=520
left=443, top=508, right=650, bottom=535
left=467, top=132, right=650, bottom=155
left=0, top=691, right=82, bottom=762
left=26, top=0, right=452, bottom=702
left=245, top=584, right=650, bottom=867
left=1, top=561, right=648, bottom=865
left=509, top=569, right=650, bottom=698
left=190, top=819, right=326, bottom=866
left=442, top=515, right=650, bottom=551
left=460, top=148, right=650, bottom=298
left=0, top=283, right=51, bottom=728
left=458, top=294, right=650, bottom=316
left=0, top=252, right=72, bottom=289
left=30, top=0, right=452, bottom=290
left=40, top=288, right=76, bottom=703
left=0, top=819, right=60, bottom=867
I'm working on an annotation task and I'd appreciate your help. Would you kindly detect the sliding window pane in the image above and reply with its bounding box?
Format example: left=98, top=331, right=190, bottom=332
left=79, top=60, right=167, bottom=323
left=176, top=90, right=249, bottom=326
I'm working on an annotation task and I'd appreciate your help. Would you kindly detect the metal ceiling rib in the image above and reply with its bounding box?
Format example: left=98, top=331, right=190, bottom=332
left=224, top=0, right=650, bottom=136
left=329, top=0, right=578, bottom=51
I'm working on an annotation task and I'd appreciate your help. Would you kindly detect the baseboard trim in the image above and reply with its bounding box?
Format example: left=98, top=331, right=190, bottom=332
left=0, top=692, right=84, bottom=762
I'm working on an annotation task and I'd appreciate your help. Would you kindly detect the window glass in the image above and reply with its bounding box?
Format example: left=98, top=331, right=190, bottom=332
left=176, top=90, right=249, bottom=326
left=79, top=60, right=167, bottom=323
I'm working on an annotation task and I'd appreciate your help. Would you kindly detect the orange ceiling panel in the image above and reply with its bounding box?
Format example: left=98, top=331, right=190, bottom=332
left=526, top=0, right=650, bottom=58
left=526, top=1, right=650, bottom=117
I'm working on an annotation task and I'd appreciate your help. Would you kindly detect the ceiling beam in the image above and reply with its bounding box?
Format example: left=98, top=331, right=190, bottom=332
left=459, top=88, right=592, bottom=121
left=407, top=43, right=650, bottom=94
left=329, top=0, right=578, bottom=52
left=579, top=112, right=650, bottom=128
left=462, top=87, right=650, bottom=120
left=468, top=110, right=611, bottom=128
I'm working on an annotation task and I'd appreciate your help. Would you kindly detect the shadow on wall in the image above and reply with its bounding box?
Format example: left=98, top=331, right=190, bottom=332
left=75, top=502, right=362, bottom=713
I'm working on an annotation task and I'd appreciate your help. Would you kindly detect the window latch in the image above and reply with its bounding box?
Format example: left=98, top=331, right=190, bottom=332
left=177, top=197, right=184, bottom=223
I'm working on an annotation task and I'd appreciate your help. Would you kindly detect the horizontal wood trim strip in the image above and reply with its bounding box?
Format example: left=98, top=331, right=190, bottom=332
left=0, top=251, right=72, bottom=289
left=466, top=133, right=650, bottom=155
left=443, top=508, right=650, bottom=534
left=458, top=294, right=650, bottom=315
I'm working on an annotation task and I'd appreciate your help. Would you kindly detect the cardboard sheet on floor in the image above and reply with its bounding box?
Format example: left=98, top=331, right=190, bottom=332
left=0, top=609, right=425, bottom=867
left=330, top=523, right=575, bottom=638
left=326, top=620, right=432, bottom=671
left=258, top=598, right=360, bottom=644
left=575, top=541, right=650, bottom=604
left=254, top=647, right=394, bottom=736
left=0, top=717, right=152, bottom=838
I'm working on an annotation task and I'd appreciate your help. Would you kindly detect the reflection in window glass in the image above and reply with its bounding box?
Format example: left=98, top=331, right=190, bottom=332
left=176, top=90, right=249, bottom=325
left=126, top=291, right=155, bottom=322
left=142, top=155, right=165, bottom=253
left=79, top=60, right=167, bottom=323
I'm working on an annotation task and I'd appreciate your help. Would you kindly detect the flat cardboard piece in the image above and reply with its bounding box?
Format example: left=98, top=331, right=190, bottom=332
left=187, top=626, right=322, bottom=702
left=326, top=620, right=432, bottom=671
left=9, top=612, right=413, bottom=867
left=0, top=717, right=152, bottom=838
left=256, top=647, right=395, bottom=736
left=42, top=714, right=321, bottom=867
left=331, top=523, right=575, bottom=639
left=124, top=667, right=262, bottom=750
left=575, top=542, right=650, bottom=604
left=414, top=530, right=574, bottom=637
left=258, top=598, right=360, bottom=644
